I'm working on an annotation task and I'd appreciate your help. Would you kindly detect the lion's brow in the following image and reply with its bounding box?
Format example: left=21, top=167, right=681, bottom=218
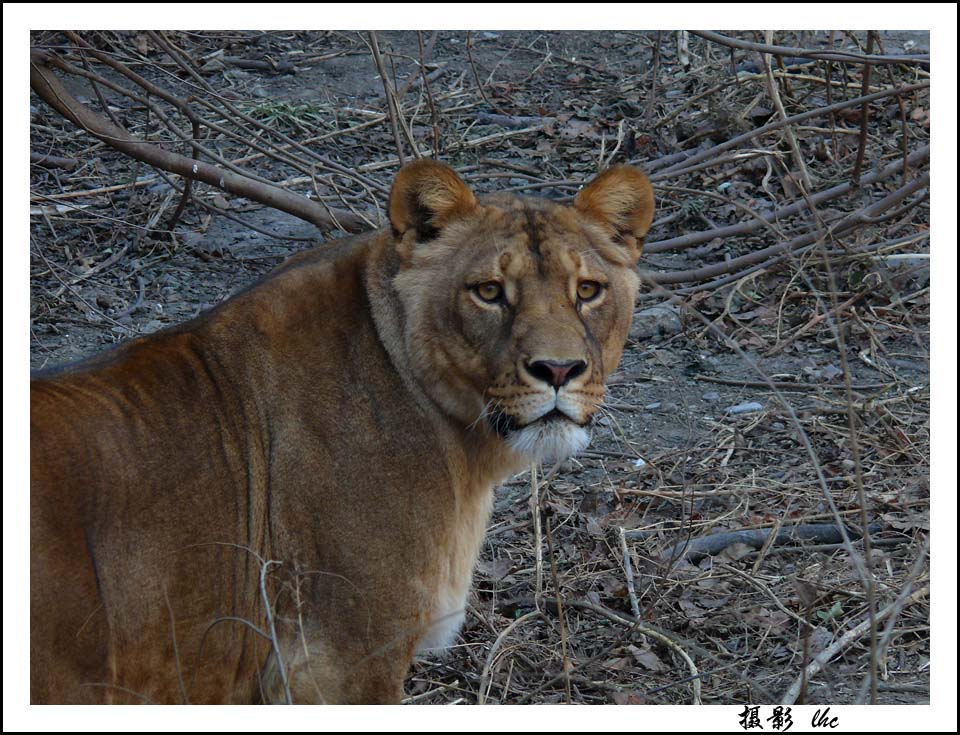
left=520, top=204, right=545, bottom=269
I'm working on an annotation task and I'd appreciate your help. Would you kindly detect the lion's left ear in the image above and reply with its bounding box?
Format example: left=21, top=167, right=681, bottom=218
left=389, top=159, right=478, bottom=242
left=573, top=165, right=655, bottom=260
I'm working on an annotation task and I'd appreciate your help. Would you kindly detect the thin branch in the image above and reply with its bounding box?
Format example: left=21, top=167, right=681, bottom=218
left=647, top=172, right=929, bottom=285
left=646, top=146, right=929, bottom=253
left=851, top=31, right=877, bottom=186
left=30, top=51, right=366, bottom=233
left=781, top=585, right=929, bottom=705
left=146, top=31, right=388, bottom=196
left=762, top=30, right=812, bottom=191
left=691, top=30, right=930, bottom=68
left=367, top=31, right=419, bottom=164
left=655, top=81, right=929, bottom=176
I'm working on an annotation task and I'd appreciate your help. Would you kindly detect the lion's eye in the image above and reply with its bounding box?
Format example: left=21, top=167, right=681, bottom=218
left=577, top=280, right=603, bottom=302
left=473, top=282, right=504, bottom=303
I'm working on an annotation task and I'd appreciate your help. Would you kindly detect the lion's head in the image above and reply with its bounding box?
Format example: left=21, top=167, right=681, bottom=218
left=385, top=160, right=654, bottom=464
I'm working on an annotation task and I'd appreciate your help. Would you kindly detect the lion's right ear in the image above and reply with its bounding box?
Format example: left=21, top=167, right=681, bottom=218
left=573, top=165, right=655, bottom=261
left=389, top=159, right=478, bottom=243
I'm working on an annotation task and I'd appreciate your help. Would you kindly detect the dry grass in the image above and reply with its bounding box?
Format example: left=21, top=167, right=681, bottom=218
left=29, top=30, right=930, bottom=704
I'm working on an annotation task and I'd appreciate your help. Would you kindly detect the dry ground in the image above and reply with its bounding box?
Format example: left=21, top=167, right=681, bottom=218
left=29, top=30, right=931, bottom=705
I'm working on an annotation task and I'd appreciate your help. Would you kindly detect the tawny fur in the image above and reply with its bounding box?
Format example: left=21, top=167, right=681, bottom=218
left=30, top=160, right=654, bottom=704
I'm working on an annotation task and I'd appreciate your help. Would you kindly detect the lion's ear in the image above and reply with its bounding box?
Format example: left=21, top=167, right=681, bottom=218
left=389, top=159, right=478, bottom=242
left=573, top=165, right=655, bottom=259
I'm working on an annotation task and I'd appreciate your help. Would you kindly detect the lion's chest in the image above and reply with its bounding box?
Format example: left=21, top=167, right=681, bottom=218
left=415, top=481, right=496, bottom=653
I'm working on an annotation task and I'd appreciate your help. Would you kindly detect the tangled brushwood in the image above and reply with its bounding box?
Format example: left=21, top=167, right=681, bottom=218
left=29, top=30, right=930, bottom=705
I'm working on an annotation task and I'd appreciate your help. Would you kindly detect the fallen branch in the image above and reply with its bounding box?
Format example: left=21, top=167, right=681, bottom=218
left=646, top=146, right=929, bottom=253
left=781, top=585, right=929, bottom=705
left=649, top=172, right=929, bottom=285
left=654, top=81, right=929, bottom=177
left=691, top=30, right=930, bottom=69
left=222, top=56, right=296, bottom=74
left=30, top=51, right=366, bottom=233
left=476, top=112, right=556, bottom=129
left=653, top=522, right=884, bottom=564
left=30, top=152, right=79, bottom=171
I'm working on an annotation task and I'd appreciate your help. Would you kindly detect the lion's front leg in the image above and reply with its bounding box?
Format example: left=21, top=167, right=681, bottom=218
left=259, top=628, right=415, bottom=704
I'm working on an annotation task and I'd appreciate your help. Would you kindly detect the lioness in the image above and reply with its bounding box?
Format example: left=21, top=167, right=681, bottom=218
left=30, top=160, right=654, bottom=704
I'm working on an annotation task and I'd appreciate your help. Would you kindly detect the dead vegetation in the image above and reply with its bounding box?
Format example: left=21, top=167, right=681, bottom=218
left=29, top=30, right=930, bottom=705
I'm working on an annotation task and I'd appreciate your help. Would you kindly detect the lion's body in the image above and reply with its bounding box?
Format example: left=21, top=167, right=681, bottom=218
left=30, top=161, right=653, bottom=703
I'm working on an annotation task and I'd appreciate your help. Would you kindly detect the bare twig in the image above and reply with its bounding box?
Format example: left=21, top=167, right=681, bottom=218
left=781, top=585, right=929, bottom=705
left=640, top=275, right=877, bottom=599
left=260, top=560, right=292, bottom=705
left=765, top=286, right=871, bottom=357
left=691, top=30, right=930, bottom=68
left=418, top=31, right=443, bottom=157
left=508, top=596, right=703, bottom=705
left=646, top=146, right=929, bottom=253
left=30, top=51, right=366, bottom=232
left=145, top=31, right=388, bottom=196
left=618, top=527, right=642, bottom=619
left=855, top=537, right=930, bottom=704
left=367, top=31, right=414, bottom=164
left=477, top=610, right=541, bottom=705
left=467, top=31, right=511, bottom=117
left=165, top=116, right=200, bottom=232
left=30, top=151, right=79, bottom=171
left=852, top=31, right=877, bottom=186
left=530, top=464, right=543, bottom=607
left=544, top=516, right=572, bottom=704
left=649, top=171, right=929, bottom=285
left=655, top=81, right=928, bottom=176
left=762, top=30, right=812, bottom=191
left=644, top=31, right=662, bottom=126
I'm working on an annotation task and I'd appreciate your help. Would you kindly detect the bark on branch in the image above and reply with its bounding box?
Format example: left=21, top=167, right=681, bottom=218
left=30, top=51, right=367, bottom=234
left=649, top=171, right=929, bottom=286
left=646, top=145, right=930, bottom=254
left=691, top=30, right=930, bottom=68
left=653, top=81, right=929, bottom=177
left=652, top=522, right=884, bottom=564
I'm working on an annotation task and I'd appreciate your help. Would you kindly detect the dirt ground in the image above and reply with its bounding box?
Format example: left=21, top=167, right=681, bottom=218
left=29, top=30, right=931, bottom=705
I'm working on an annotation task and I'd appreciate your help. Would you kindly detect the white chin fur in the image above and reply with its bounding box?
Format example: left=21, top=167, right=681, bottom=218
left=507, top=421, right=591, bottom=464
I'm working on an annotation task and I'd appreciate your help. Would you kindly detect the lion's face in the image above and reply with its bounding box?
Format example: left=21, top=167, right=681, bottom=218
left=389, top=161, right=654, bottom=464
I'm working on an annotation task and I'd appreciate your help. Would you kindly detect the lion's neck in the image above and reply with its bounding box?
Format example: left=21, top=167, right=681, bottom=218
left=363, top=235, right=417, bottom=401
left=364, top=235, right=523, bottom=487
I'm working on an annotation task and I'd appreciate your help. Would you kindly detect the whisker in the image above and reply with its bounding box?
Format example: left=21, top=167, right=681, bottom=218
left=467, top=399, right=493, bottom=433
left=469, top=396, right=507, bottom=434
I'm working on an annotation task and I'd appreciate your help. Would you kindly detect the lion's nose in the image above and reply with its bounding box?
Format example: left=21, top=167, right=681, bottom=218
left=525, top=359, right=588, bottom=388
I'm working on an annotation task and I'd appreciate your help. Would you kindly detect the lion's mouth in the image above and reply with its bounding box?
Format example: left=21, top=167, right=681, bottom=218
left=539, top=408, right=574, bottom=424
left=489, top=407, right=588, bottom=438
